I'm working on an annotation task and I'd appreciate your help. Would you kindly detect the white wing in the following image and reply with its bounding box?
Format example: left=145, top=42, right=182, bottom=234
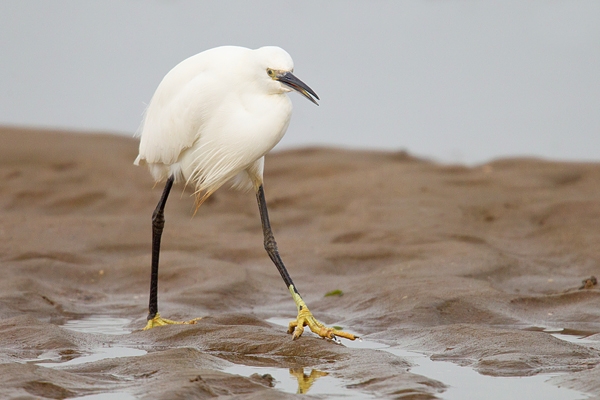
left=135, top=47, right=249, bottom=173
left=135, top=45, right=293, bottom=199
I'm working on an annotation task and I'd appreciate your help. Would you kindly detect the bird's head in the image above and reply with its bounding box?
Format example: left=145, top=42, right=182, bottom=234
left=254, top=46, right=320, bottom=106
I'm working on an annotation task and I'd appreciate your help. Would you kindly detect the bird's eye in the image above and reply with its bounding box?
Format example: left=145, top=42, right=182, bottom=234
left=267, top=68, right=275, bottom=77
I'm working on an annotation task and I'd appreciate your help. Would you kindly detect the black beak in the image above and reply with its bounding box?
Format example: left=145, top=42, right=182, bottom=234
left=276, top=71, right=320, bottom=106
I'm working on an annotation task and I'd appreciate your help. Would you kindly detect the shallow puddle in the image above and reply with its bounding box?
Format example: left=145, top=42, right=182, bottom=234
left=35, top=316, right=147, bottom=369
left=31, top=316, right=594, bottom=399
left=223, top=364, right=376, bottom=398
left=27, top=316, right=146, bottom=399
left=541, top=327, right=598, bottom=345
left=62, top=315, right=134, bottom=335
left=36, top=346, right=147, bottom=368
left=71, top=393, right=137, bottom=400
left=384, top=347, right=589, bottom=400
left=267, top=318, right=592, bottom=399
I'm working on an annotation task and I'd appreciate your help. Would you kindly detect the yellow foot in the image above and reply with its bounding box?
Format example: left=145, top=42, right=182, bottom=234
left=143, top=313, right=201, bottom=330
left=287, top=307, right=358, bottom=342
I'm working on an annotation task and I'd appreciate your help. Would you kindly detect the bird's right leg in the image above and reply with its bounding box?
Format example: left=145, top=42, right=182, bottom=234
left=144, top=175, right=200, bottom=330
left=255, top=184, right=357, bottom=341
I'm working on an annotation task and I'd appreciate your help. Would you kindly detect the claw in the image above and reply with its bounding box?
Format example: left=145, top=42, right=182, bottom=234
left=288, top=319, right=305, bottom=340
left=143, top=313, right=201, bottom=330
left=287, top=307, right=358, bottom=341
left=286, top=284, right=358, bottom=341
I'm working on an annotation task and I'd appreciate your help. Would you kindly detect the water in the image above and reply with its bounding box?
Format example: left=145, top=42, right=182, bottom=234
left=223, top=364, right=376, bottom=399
left=34, top=316, right=147, bottom=369
left=48, top=316, right=374, bottom=398
left=62, top=316, right=134, bottom=335
left=28, top=316, right=146, bottom=399
left=36, top=346, right=147, bottom=369
left=542, top=327, right=598, bottom=345
left=384, top=347, right=588, bottom=400
left=266, top=318, right=592, bottom=399
left=71, top=393, right=137, bottom=400
left=32, top=316, right=593, bottom=399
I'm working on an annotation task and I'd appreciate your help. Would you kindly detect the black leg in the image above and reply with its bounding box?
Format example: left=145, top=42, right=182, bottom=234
left=256, top=184, right=301, bottom=299
left=148, top=175, right=174, bottom=320
left=256, top=183, right=357, bottom=341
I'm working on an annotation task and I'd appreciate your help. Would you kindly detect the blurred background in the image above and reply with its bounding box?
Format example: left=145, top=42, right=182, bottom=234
left=1, top=0, right=598, bottom=164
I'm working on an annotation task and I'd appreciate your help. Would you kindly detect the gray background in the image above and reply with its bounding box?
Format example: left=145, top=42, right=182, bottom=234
left=1, top=1, right=598, bottom=164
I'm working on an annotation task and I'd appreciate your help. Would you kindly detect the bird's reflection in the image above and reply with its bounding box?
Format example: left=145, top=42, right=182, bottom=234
left=289, top=368, right=329, bottom=394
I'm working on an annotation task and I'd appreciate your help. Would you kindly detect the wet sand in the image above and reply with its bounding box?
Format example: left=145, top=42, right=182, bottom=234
left=0, top=126, right=599, bottom=399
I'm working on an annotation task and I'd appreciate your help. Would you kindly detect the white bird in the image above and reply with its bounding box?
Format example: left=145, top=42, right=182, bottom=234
left=135, top=46, right=357, bottom=342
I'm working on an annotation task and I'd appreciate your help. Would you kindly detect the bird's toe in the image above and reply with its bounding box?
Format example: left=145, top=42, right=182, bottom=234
left=287, top=308, right=358, bottom=341
left=143, top=313, right=201, bottom=330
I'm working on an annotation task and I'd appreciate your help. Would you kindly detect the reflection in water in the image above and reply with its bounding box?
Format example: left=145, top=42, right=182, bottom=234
left=269, top=318, right=592, bottom=399
left=289, top=368, right=329, bottom=394
left=222, top=363, right=374, bottom=399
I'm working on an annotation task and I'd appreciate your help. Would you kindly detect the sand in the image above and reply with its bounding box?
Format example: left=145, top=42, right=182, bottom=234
left=0, top=126, right=599, bottom=399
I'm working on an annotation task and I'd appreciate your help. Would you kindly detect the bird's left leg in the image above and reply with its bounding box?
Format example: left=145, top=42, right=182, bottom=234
left=255, top=184, right=357, bottom=341
left=144, top=175, right=201, bottom=330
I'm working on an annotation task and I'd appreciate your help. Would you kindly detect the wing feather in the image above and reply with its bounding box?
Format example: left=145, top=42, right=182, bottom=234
left=136, top=47, right=249, bottom=168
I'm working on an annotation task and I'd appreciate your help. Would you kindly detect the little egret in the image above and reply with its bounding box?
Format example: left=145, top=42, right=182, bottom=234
left=135, top=46, right=357, bottom=342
